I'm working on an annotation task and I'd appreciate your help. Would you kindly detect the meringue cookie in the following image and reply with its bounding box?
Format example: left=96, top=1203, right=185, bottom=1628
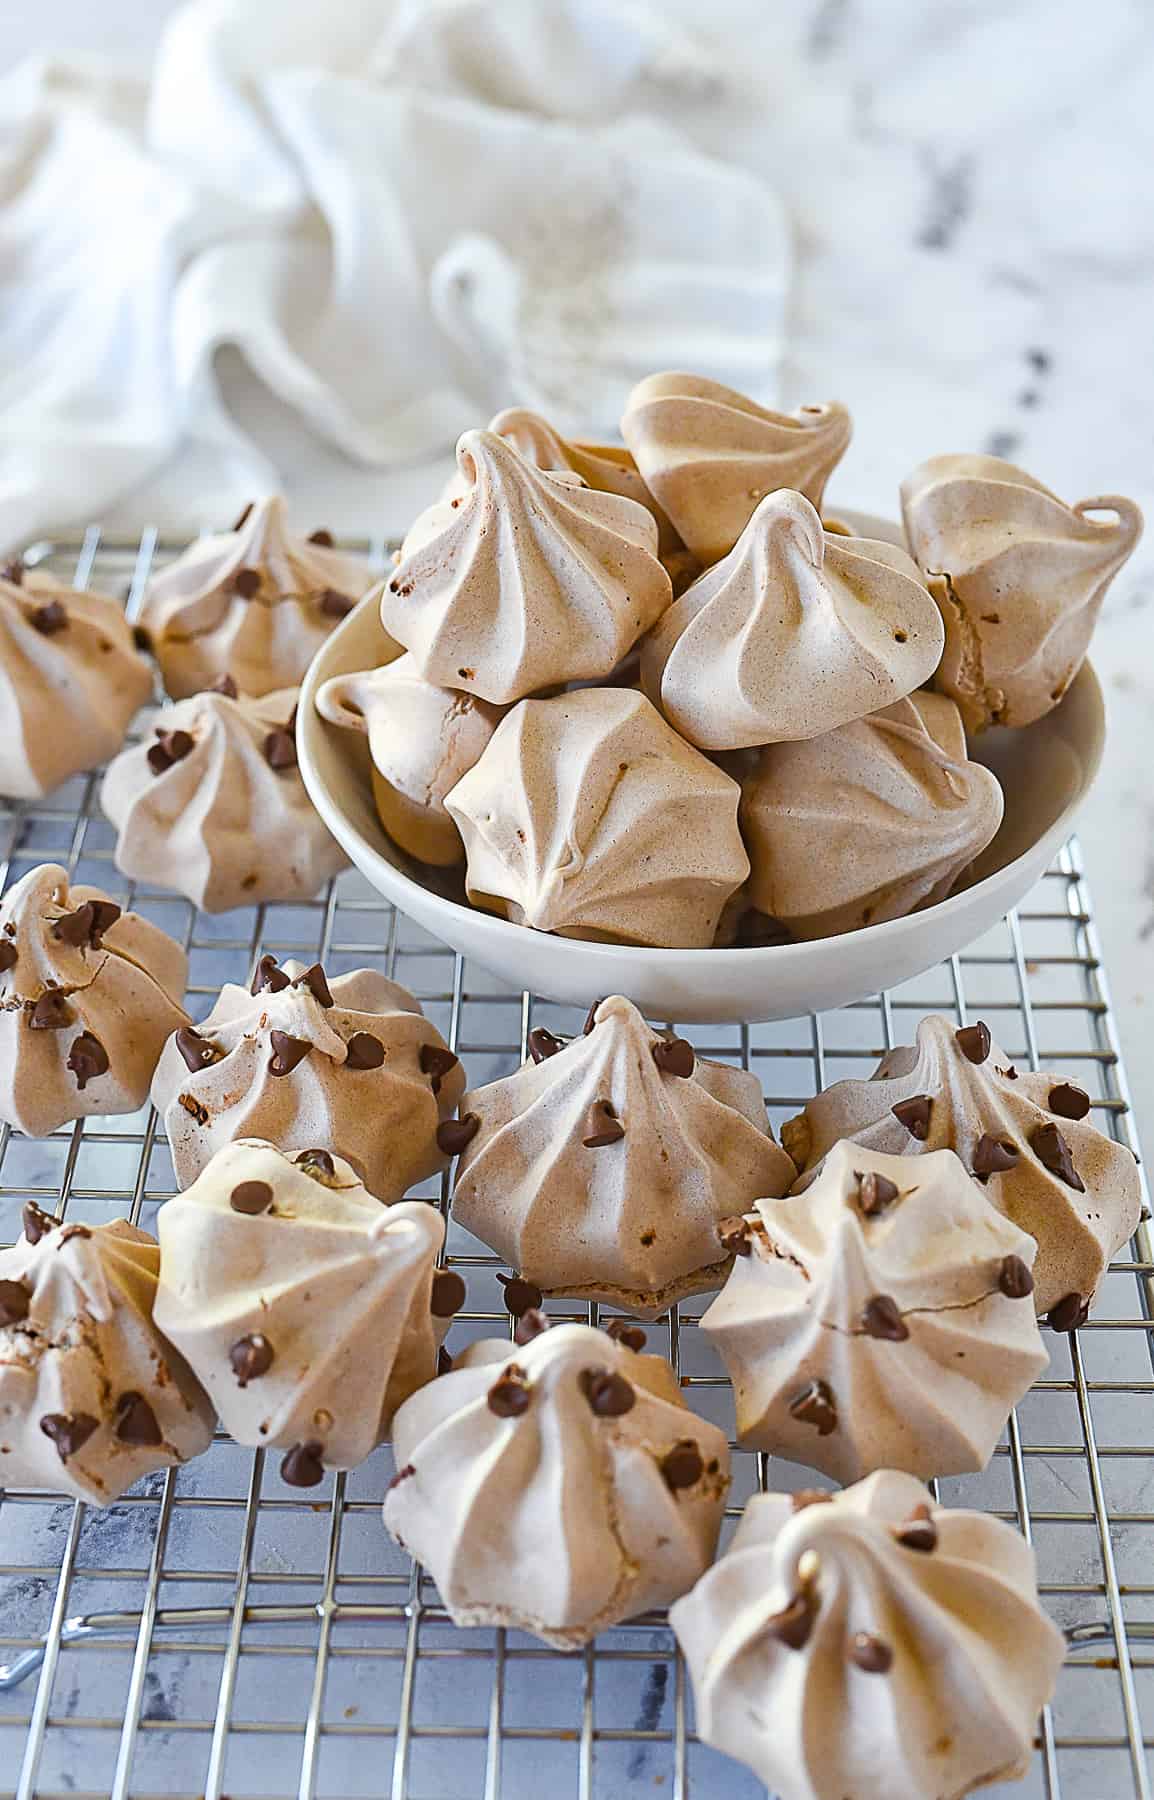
left=150, top=957, right=465, bottom=1197
left=901, top=454, right=1142, bottom=731
left=381, top=429, right=672, bottom=704
left=0, top=1211, right=214, bottom=1504
left=640, top=490, right=944, bottom=750
left=383, top=1321, right=730, bottom=1648
left=622, top=373, right=852, bottom=564
left=0, top=863, right=189, bottom=1135
left=0, top=569, right=152, bottom=799
left=445, top=688, right=749, bottom=947
left=450, top=995, right=795, bottom=1315
left=739, top=693, right=1004, bottom=939
left=154, top=1140, right=458, bottom=1481
left=782, top=1013, right=1141, bottom=1321
left=316, top=656, right=505, bottom=866
left=670, top=1470, right=1064, bottom=1800
left=100, top=683, right=347, bottom=912
left=700, top=1142, right=1047, bottom=1481
left=139, top=498, right=375, bottom=700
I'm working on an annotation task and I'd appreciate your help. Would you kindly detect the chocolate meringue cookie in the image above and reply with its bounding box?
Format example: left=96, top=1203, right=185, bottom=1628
left=381, top=429, right=672, bottom=704
left=783, top=1013, right=1141, bottom=1321
left=450, top=995, right=795, bottom=1315
left=316, top=656, right=505, bottom=866
left=0, top=1211, right=214, bottom=1504
left=383, top=1321, right=730, bottom=1648
left=640, top=490, right=944, bottom=750
left=670, top=1470, right=1064, bottom=1800
left=101, top=683, right=347, bottom=912
left=151, top=957, right=465, bottom=1197
left=0, top=569, right=152, bottom=799
left=738, top=693, right=1003, bottom=939
left=701, top=1142, right=1046, bottom=1481
left=154, top=1140, right=457, bottom=1480
left=139, top=498, right=374, bottom=700
left=0, top=863, right=189, bottom=1135
left=901, top=454, right=1142, bottom=731
left=445, top=688, right=749, bottom=948
left=622, top=373, right=852, bottom=564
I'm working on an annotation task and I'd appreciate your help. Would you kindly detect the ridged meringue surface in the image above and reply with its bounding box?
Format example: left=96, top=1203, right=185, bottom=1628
left=445, top=688, right=749, bottom=947
left=0, top=1213, right=214, bottom=1504
left=670, top=1470, right=1064, bottom=1800
left=381, top=429, right=672, bottom=704
left=640, top=490, right=945, bottom=749
left=140, top=498, right=375, bottom=700
left=0, top=863, right=189, bottom=1135
left=901, top=454, right=1142, bottom=730
left=150, top=958, right=465, bottom=1197
left=622, top=372, right=852, bottom=564
left=100, top=684, right=348, bottom=912
left=700, top=1142, right=1047, bottom=1481
left=450, top=995, right=794, bottom=1315
left=154, top=1140, right=454, bottom=1477
left=782, top=1013, right=1141, bottom=1319
left=384, top=1322, right=730, bottom=1648
left=739, top=693, right=1004, bottom=938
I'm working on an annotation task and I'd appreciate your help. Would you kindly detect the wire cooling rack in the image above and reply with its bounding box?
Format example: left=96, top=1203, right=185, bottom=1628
left=0, top=531, right=1151, bottom=1800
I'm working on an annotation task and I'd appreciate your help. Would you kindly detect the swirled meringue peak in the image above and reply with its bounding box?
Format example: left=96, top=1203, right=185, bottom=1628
left=445, top=688, right=749, bottom=947
left=622, top=373, right=852, bottom=564
left=449, top=994, right=794, bottom=1315
left=383, top=1321, right=730, bottom=1648
left=0, top=1212, right=214, bottom=1505
left=700, top=1141, right=1046, bottom=1482
left=151, top=956, right=465, bottom=1197
left=0, top=569, right=152, bottom=799
left=100, top=684, right=347, bottom=912
left=782, top=1013, right=1141, bottom=1322
left=670, top=1470, right=1064, bottom=1800
left=640, top=490, right=944, bottom=749
left=154, top=1140, right=457, bottom=1480
left=739, top=693, right=1004, bottom=939
left=901, top=454, right=1142, bottom=730
left=382, top=429, right=672, bottom=703
left=139, top=498, right=374, bottom=700
left=0, top=863, right=188, bottom=1135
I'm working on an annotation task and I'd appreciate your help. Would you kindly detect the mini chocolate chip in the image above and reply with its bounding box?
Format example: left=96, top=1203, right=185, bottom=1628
left=232, top=503, right=253, bottom=531
left=115, top=1392, right=162, bottom=1445
left=268, top=1030, right=311, bottom=1077
left=764, top=1589, right=817, bottom=1650
left=419, top=1043, right=459, bottom=1093
left=251, top=954, right=290, bottom=994
left=231, top=566, right=262, bottom=598
left=2, top=556, right=24, bottom=585
left=0, top=941, right=16, bottom=973
left=652, top=1036, right=695, bottom=1078
left=855, top=1170, right=899, bottom=1217
left=30, top=600, right=68, bottom=635
left=860, top=1295, right=909, bottom=1341
left=999, top=1064, right=1019, bottom=1081
left=295, top=1148, right=335, bottom=1177
left=263, top=729, right=297, bottom=770
left=998, top=1254, right=1035, bottom=1299
left=319, top=588, right=354, bottom=618
left=230, top=1333, right=274, bottom=1386
left=790, top=1489, right=834, bottom=1511
left=717, top=1215, right=753, bottom=1256
left=53, top=900, right=121, bottom=950
left=437, top=1114, right=480, bottom=1156
left=579, top=1368, right=635, bottom=1417
left=487, top=1370, right=531, bottom=1417
left=660, top=1440, right=704, bottom=1491
left=892, top=1094, right=932, bottom=1140
left=29, top=989, right=74, bottom=1030
left=66, top=1031, right=109, bottom=1090
left=40, top=1411, right=98, bottom=1461
left=308, top=528, right=335, bottom=547
left=527, top=1026, right=565, bottom=1063
left=209, top=672, right=239, bottom=698
left=497, top=1273, right=543, bottom=1317
left=296, top=964, right=333, bottom=1006
left=431, top=1270, right=467, bottom=1317
left=605, top=1319, right=647, bottom=1352
left=1049, top=1081, right=1091, bottom=1121
left=1047, top=1291, right=1089, bottom=1333
left=514, top=1308, right=552, bottom=1345
left=582, top=1099, right=624, bottom=1148
left=147, top=728, right=194, bottom=777
left=23, top=1202, right=59, bottom=1244
left=0, top=1279, right=31, bottom=1326
left=175, top=1026, right=223, bottom=1073
left=281, top=1441, right=325, bottom=1487
left=788, top=1379, right=838, bottom=1435
left=344, top=1032, right=384, bottom=1070
left=972, top=1133, right=1020, bottom=1178
left=581, top=1000, right=603, bottom=1035
left=230, top=1180, right=274, bottom=1215
left=849, top=1632, right=893, bottom=1673
left=1030, top=1121, right=1085, bottom=1191
left=955, top=1021, right=992, bottom=1064
left=894, top=1505, right=937, bottom=1552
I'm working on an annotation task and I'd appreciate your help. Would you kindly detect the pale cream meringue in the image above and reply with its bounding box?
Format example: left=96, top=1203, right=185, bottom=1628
left=738, top=693, right=1004, bottom=939
left=383, top=1321, right=730, bottom=1648
left=445, top=688, right=749, bottom=947
left=150, top=957, right=465, bottom=1198
left=0, top=863, right=188, bottom=1136
left=100, top=683, right=347, bottom=912
left=670, top=1470, right=1064, bottom=1800
left=381, top=429, right=672, bottom=704
left=449, top=995, right=795, bottom=1315
left=640, top=490, right=945, bottom=750
left=139, top=498, right=375, bottom=700
left=622, top=373, right=852, bottom=564
left=0, top=1209, right=214, bottom=1504
left=782, top=1013, right=1142, bottom=1322
left=901, top=454, right=1142, bottom=731
left=154, top=1140, right=459, bottom=1482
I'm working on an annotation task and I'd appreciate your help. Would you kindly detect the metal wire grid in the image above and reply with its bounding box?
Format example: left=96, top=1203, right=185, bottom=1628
left=0, top=532, right=1150, bottom=1800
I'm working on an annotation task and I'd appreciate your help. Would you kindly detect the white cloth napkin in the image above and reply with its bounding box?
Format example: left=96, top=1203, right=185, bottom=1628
left=0, top=0, right=790, bottom=550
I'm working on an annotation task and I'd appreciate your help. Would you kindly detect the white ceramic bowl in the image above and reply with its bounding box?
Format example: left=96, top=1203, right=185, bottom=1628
left=298, top=516, right=1105, bottom=1024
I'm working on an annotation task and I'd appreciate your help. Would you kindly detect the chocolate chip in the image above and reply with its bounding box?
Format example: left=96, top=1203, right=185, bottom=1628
left=788, top=1379, right=838, bottom=1435
left=514, top=1308, right=552, bottom=1345
left=998, top=1254, right=1035, bottom=1299
left=22, top=1202, right=58, bottom=1244
left=955, top=1021, right=992, bottom=1064
left=30, top=600, right=68, bottom=635
left=263, top=729, right=297, bottom=770
left=57, top=1224, right=91, bottom=1245
left=281, top=1441, right=325, bottom=1487
left=660, top=1440, right=704, bottom=1491
left=386, top=1462, right=415, bottom=1494
left=1047, top=1291, right=1089, bottom=1333
left=29, top=989, right=74, bottom=1030
left=487, top=1369, right=531, bottom=1417
left=972, top=1133, right=1020, bottom=1178
left=431, top=1270, right=467, bottom=1317
left=436, top=1114, right=480, bottom=1157
left=0, top=1279, right=31, bottom=1326
left=860, top=1294, right=909, bottom=1341
left=52, top=900, right=122, bottom=950
left=579, top=1368, right=635, bottom=1417
left=308, top=529, right=335, bottom=547
left=581, top=1000, right=603, bottom=1035
left=582, top=1099, right=624, bottom=1148
left=892, top=1094, right=932, bottom=1140
left=849, top=1632, right=893, bottom=1673
left=209, top=672, right=239, bottom=698
left=652, top=1035, right=696, bottom=1078
left=0, top=941, right=16, bottom=974
left=854, top=1170, right=899, bottom=1217
left=66, top=1032, right=109, bottom=1090
left=1030, top=1121, right=1085, bottom=1191
left=999, top=1064, right=1019, bottom=1081
left=1049, top=1082, right=1091, bottom=1121
left=319, top=588, right=354, bottom=618
left=175, top=1026, right=223, bottom=1073
left=295, top=1149, right=335, bottom=1177
left=268, top=1030, right=311, bottom=1077
left=251, top=954, right=289, bottom=994
left=527, top=1026, right=565, bottom=1063
left=763, top=1589, right=817, bottom=1650
left=231, top=566, right=262, bottom=598
left=419, top=1043, right=459, bottom=1093
left=296, top=964, right=333, bottom=1007
left=230, top=1180, right=274, bottom=1215
left=132, top=623, right=152, bottom=653
left=894, top=1504, right=937, bottom=1552
left=605, top=1319, right=647, bottom=1352
left=717, top=1215, right=752, bottom=1256
left=790, top=1489, right=834, bottom=1511
left=232, top=503, right=253, bottom=531
left=230, top=1333, right=274, bottom=1386
left=147, top=728, right=194, bottom=776
left=115, top=1392, right=162, bottom=1445
left=179, top=1093, right=210, bottom=1125
left=40, top=1412, right=98, bottom=1461
left=344, top=1032, right=384, bottom=1070
left=437, top=1346, right=453, bottom=1375
left=497, top=1273, right=543, bottom=1317
left=2, top=556, right=24, bottom=585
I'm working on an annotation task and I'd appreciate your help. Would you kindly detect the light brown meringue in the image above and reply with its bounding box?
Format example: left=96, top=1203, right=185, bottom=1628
left=381, top=429, right=672, bottom=704
left=738, top=693, right=1003, bottom=939
left=640, top=490, right=944, bottom=750
left=901, top=454, right=1142, bottom=730
left=139, top=498, right=375, bottom=700
left=622, top=372, right=852, bottom=564
left=445, top=687, right=749, bottom=948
